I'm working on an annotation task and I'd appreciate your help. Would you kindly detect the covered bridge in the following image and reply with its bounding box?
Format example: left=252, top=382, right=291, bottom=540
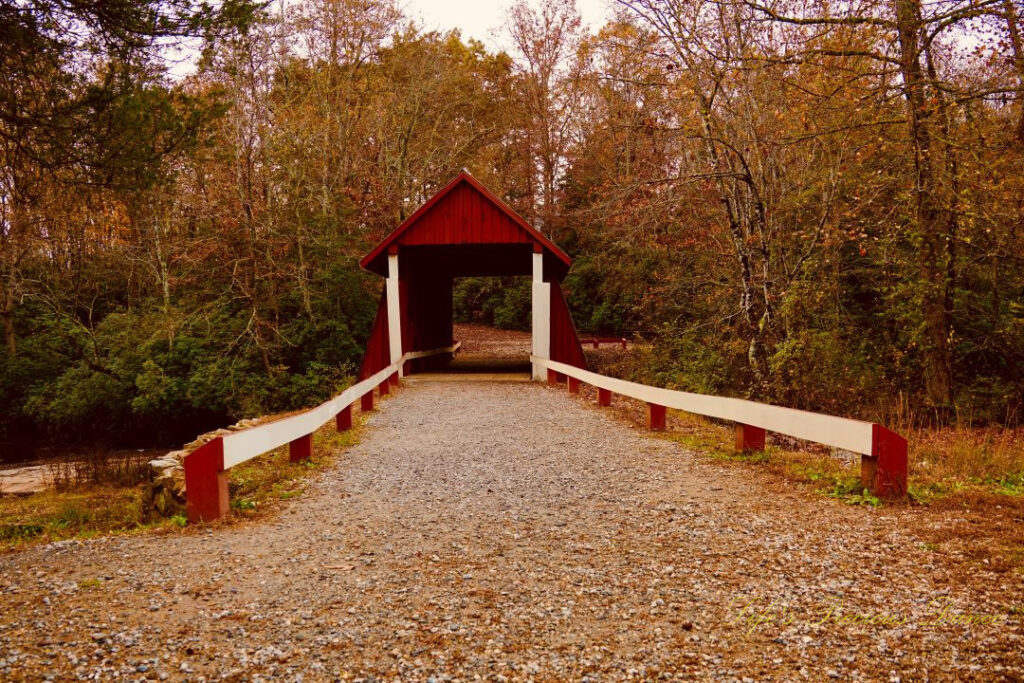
left=358, top=170, right=587, bottom=380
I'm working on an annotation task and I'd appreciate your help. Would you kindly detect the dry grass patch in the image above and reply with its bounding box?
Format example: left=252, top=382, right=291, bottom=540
left=656, top=411, right=883, bottom=505
left=0, top=483, right=169, bottom=550
left=1, top=400, right=373, bottom=548
left=903, top=424, right=1024, bottom=502
left=225, top=419, right=363, bottom=518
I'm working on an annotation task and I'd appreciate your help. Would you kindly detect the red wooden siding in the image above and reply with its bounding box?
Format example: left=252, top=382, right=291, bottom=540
left=359, top=170, right=587, bottom=375
left=361, top=172, right=571, bottom=279
left=549, top=281, right=588, bottom=370
left=359, top=288, right=391, bottom=380
left=400, top=182, right=530, bottom=247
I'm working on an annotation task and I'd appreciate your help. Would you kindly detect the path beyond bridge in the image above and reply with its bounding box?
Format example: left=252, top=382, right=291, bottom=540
left=1, top=379, right=1018, bottom=680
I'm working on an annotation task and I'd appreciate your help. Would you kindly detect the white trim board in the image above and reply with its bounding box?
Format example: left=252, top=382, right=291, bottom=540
left=534, top=357, right=875, bottom=455
left=221, top=344, right=458, bottom=469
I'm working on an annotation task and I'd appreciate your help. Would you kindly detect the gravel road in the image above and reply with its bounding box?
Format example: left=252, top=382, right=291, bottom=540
left=1, top=380, right=1020, bottom=681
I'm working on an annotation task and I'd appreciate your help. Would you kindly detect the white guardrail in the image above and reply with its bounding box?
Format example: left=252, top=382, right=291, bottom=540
left=533, top=356, right=907, bottom=499
left=184, top=343, right=460, bottom=522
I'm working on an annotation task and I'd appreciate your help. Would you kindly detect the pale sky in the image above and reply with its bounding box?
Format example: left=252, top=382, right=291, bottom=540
left=402, top=0, right=616, bottom=53
left=164, top=0, right=618, bottom=79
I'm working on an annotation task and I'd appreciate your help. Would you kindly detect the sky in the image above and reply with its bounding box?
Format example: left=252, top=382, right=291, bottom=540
left=163, top=0, right=618, bottom=79
left=402, top=0, right=616, bottom=53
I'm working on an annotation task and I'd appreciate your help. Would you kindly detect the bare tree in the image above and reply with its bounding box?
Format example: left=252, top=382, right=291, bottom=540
left=507, top=0, right=585, bottom=239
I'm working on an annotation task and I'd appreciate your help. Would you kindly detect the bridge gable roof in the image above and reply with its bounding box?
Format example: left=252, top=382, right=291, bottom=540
left=360, top=171, right=571, bottom=278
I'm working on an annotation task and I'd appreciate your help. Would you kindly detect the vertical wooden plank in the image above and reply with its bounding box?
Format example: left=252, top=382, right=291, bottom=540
left=184, top=438, right=228, bottom=524
left=549, top=281, right=587, bottom=370
left=646, top=404, right=667, bottom=431
left=734, top=424, right=766, bottom=451
left=336, top=404, right=353, bottom=431
left=868, top=424, right=908, bottom=498
left=289, top=433, right=313, bottom=462
left=358, top=288, right=390, bottom=380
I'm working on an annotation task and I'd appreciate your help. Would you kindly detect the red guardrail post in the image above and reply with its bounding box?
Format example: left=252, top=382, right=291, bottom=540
left=184, top=438, right=228, bottom=524
left=735, top=424, right=766, bottom=452
left=361, top=390, right=374, bottom=412
left=865, top=424, right=908, bottom=498
left=378, top=377, right=390, bottom=396
left=646, top=403, right=666, bottom=430
left=567, top=376, right=581, bottom=394
left=389, top=371, right=399, bottom=388
left=289, top=433, right=312, bottom=462
left=597, top=388, right=611, bottom=407
left=336, top=404, right=353, bottom=431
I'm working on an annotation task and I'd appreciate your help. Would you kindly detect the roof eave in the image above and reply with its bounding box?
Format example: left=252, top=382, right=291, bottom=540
left=359, top=171, right=572, bottom=277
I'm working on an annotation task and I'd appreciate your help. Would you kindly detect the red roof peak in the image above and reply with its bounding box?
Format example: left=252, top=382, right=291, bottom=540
left=359, top=171, right=571, bottom=277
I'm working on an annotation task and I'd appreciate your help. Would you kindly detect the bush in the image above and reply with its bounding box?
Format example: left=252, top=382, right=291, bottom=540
left=1, top=296, right=368, bottom=448
left=453, top=277, right=531, bottom=330
left=769, top=330, right=884, bottom=414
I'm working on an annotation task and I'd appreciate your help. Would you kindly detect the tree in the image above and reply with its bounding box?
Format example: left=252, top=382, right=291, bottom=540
left=507, top=0, right=585, bottom=238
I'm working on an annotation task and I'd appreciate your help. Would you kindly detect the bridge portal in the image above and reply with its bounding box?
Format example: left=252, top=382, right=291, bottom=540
left=358, top=171, right=587, bottom=380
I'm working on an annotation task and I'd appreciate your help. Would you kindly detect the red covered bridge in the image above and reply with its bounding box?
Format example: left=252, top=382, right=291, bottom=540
left=182, top=171, right=908, bottom=523
left=357, top=170, right=587, bottom=384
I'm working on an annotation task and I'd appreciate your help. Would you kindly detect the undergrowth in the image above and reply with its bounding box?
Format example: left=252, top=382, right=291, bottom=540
left=659, top=409, right=1023, bottom=507
left=1, top=407, right=368, bottom=549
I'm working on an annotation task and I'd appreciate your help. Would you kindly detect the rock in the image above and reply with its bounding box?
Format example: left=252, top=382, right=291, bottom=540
left=145, top=415, right=274, bottom=518
left=145, top=451, right=187, bottom=519
left=148, top=457, right=181, bottom=477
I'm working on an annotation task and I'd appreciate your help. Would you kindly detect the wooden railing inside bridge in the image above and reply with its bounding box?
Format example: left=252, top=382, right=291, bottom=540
left=183, top=343, right=460, bottom=523
left=533, top=357, right=907, bottom=499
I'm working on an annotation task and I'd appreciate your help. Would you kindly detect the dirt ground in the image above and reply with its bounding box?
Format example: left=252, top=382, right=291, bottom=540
left=452, top=323, right=532, bottom=359
left=0, top=373, right=1020, bottom=681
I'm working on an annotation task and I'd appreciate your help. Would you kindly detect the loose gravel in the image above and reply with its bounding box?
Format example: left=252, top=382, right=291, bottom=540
left=1, top=381, right=1020, bottom=681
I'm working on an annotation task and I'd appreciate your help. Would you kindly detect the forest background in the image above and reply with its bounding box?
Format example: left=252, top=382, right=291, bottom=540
left=2, top=0, right=1023, bottom=458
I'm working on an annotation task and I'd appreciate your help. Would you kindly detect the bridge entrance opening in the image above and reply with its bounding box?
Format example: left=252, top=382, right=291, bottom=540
left=357, top=171, right=588, bottom=383
left=448, top=276, right=533, bottom=377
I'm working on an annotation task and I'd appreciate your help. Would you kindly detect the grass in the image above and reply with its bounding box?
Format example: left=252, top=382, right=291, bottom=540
left=0, top=405, right=370, bottom=550
left=659, top=411, right=879, bottom=505
left=0, top=484, right=166, bottom=549
left=223, top=423, right=361, bottom=520
left=903, top=424, right=1024, bottom=503
left=658, top=409, right=1024, bottom=507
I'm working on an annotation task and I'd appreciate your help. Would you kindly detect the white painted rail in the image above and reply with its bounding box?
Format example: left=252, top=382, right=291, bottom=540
left=533, top=356, right=908, bottom=499
left=536, top=357, right=873, bottom=454
left=185, top=342, right=460, bottom=522
left=223, top=343, right=460, bottom=468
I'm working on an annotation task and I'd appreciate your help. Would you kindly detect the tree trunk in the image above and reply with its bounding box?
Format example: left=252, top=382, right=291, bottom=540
left=296, top=222, right=314, bottom=322
left=1002, top=0, right=1024, bottom=142
left=695, top=94, right=772, bottom=395
left=1, top=301, right=15, bottom=355
left=894, top=0, right=954, bottom=409
left=1, top=212, right=23, bottom=357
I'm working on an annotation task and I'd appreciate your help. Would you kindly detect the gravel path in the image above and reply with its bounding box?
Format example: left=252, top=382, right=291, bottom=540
left=0, top=381, right=1020, bottom=681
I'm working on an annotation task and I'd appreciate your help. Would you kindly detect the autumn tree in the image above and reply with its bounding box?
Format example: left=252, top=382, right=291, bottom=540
left=507, top=0, right=585, bottom=238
